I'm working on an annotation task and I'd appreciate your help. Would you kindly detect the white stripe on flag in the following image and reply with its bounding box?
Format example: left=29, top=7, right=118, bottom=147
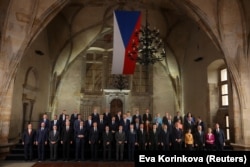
left=112, top=12, right=125, bottom=74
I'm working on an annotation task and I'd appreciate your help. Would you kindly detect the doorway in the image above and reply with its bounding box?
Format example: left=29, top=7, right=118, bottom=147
left=110, top=98, right=123, bottom=116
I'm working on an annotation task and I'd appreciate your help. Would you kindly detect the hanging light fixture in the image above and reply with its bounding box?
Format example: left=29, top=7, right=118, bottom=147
left=128, top=10, right=166, bottom=65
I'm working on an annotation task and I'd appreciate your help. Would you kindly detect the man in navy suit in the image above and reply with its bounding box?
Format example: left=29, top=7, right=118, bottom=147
left=89, top=122, right=100, bottom=161
left=75, top=121, right=86, bottom=161
left=132, top=110, right=142, bottom=124
left=127, top=124, right=137, bottom=161
left=213, top=123, right=225, bottom=151
left=22, top=123, right=36, bottom=161
left=159, top=124, right=171, bottom=151
left=103, top=108, right=111, bottom=123
left=36, top=122, right=48, bottom=162
left=194, top=125, right=205, bottom=150
left=91, top=108, right=99, bottom=123
left=172, top=122, right=183, bottom=151
left=137, top=123, right=146, bottom=150
left=50, top=114, right=60, bottom=132
left=39, top=113, right=50, bottom=130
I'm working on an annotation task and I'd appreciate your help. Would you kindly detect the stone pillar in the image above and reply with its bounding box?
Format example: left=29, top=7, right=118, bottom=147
left=0, top=79, right=14, bottom=154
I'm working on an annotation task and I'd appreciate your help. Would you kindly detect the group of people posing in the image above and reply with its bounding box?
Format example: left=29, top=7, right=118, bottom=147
left=22, top=108, right=226, bottom=162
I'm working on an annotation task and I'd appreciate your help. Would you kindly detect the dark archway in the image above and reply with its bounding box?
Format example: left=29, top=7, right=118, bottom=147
left=110, top=99, right=123, bottom=117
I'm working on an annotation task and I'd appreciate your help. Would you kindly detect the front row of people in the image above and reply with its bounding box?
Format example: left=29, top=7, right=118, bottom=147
left=22, top=121, right=225, bottom=162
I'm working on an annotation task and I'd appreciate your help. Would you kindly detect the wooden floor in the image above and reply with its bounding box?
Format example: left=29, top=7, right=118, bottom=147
left=32, top=161, right=134, bottom=167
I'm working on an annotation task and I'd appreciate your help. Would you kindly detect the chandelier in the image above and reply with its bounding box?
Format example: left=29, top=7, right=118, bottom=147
left=128, top=10, right=166, bottom=65
left=112, top=75, right=129, bottom=91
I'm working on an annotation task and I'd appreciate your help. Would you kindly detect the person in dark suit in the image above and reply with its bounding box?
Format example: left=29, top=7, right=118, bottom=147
left=97, top=114, right=106, bottom=149
left=120, top=114, right=130, bottom=134
left=115, top=125, right=126, bottom=161
left=74, top=114, right=83, bottom=131
left=50, top=115, right=60, bottom=132
left=132, top=110, right=142, bottom=124
left=172, top=121, right=183, bottom=151
left=48, top=125, right=60, bottom=161
left=142, top=109, right=152, bottom=123
left=194, top=125, right=205, bottom=150
left=36, top=122, right=48, bottom=162
left=109, top=116, right=118, bottom=153
left=70, top=110, right=79, bottom=126
left=195, top=117, right=206, bottom=132
left=89, top=122, right=99, bottom=161
left=137, top=123, right=146, bottom=150
left=39, top=113, right=50, bottom=129
left=91, top=108, right=100, bottom=123
left=149, top=124, right=160, bottom=150
left=59, top=110, right=66, bottom=126
left=102, top=125, right=113, bottom=161
left=162, top=112, right=169, bottom=125
left=184, top=116, right=195, bottom=134
left=115, top=111, right=122, bottom=125
left=173, top=111, right=183, bottom=124
left=127, top=124, right=137, bottom=161
left=213, top=123, right=225, bottom=151
left=75, top=121, right=86, bottom=161
left=103, top=108, right=111, bottom=124
left=22, top=123, right=36, bottom=161
left=61, top=120, right=73, bottom=161
left=159, top=124, right=171, bottom=151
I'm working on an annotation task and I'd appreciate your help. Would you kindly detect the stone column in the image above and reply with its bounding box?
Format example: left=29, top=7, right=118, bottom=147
left=0, top=79, right=14, bottom=153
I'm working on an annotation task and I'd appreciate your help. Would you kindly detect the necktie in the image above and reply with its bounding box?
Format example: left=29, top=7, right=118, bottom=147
left=54, top=131, right=56, bottom=136
left=29, top=130, right=31, bottom=135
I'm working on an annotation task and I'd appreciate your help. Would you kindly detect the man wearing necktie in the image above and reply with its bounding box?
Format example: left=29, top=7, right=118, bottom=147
left=127, top=124, right=137, bottom=161
left=194, top=125, right=205, bottom=150
left=74, top=121, right=86, bottom=161
left=159, top=124, right=171, bottom=151
left=102, top=126, right=113, bottom=161
left=213, top=123, right=225, bottom=151
left=36, top=122, right=48, bottom=162
left=61, top=120, right=73, bottom=161
left=149, top=124, right=160, bottom=150
left=22, top=123, right=36, bottom=161
left=48, top=125, right=60, bottom=161
left=115, top=125, right=125, bottom=161
left=138, top=124, right=146, bottom=150
left=89, top=122, right=99, bottom=161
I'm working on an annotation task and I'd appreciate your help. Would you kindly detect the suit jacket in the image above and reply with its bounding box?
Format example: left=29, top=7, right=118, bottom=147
left=137, top=129, right=146, bottom=144
left=22, top=129, right=36, bottom=145
left=109, top=121, right=118, bottom=132
left=173, top=116, right=183, bottom=124
left=97, top=119, right=106, bottom=132
left=127, top=130, right=137, bottom=144
left=39, top=119, right=50, bottom=129
left=159, top=130, right=171, bottom=145
left=91, top=113, right=99, bottom=123
left=89, top=128, right=99, bottom=144
left=194, top=131, right=205, bottom=146
left=103, top=112, right=112, bottom=123
left=36, top=128, right=48, bottom=143
left=48, top=130, right=60, bottom=143
left=149, top=129, right=160, bottom=145
left=102, top=131, right=113, bottom=145
left=74, top=127, right=86, bottom=142
left=172, top=127, right=183, bottom=143
left=142, top=113, right=152, bottom=123
left=132, top=115, right=142, bottom=124
left=213, top=129, right=225, bottom=145
left=119, top=119, right=130, bottom=133
left=61, top=127, right=73, bottom=142
left=115, top=131, right=126, bottom=144
left=50, top=120, right=60, bottom=131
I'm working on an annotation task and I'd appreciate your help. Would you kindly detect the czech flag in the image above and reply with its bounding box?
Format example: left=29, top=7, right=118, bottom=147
left=112, top=10, right=141, bottom=74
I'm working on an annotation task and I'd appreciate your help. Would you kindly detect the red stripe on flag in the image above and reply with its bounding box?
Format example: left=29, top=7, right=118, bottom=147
left=123, top=14, right=141, bottom=74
